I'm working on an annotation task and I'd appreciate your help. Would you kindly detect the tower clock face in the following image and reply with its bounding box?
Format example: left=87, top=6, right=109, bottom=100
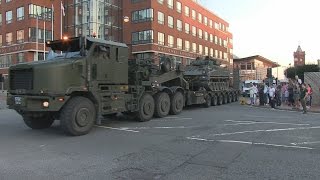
left=294, top=57, right=298, bottom=61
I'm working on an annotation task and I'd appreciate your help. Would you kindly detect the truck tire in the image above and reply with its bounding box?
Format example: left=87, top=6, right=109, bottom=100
left=235, top=94, right=239, bottom=101
left=137, top=93, right=155, bottom=122
left=23, top=113, right=54, bottom=129
left=161, top=58, right=171, bottom=73
left=154, top=92, right=171, bottom=118
left=211, top=95, right=218, bottom=106
left=60, top=97, right=96, bottom=136
left=223, top=95, right=228, bottom=104
left=170, top=91, right=184, bottom=115
left=204, top=95, right=211, bottom=108
left=232, top=94, right=236, bottom=102
left=228, top=94, right=233, bottom=103
left=218, top=95, right=223, bottom=105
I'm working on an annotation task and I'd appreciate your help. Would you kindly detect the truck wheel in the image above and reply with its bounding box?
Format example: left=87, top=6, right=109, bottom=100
left=154, top=92, right=171, bottom=118
left=223, top=95, right=228, bottom=104
left=137, top=93, right=155, bottom=122
left=170, top=91, right=184, bottom=115
left=232, top=94, right=236, bottom=102
left=228, top=94, right=233, bottom=103
left=211, top=95, right=218, bottom=106
left=23, top=113, right=54, bottom=129
left=235, top=94, right=239, bottom=101
left=204, top=95, right=211, bottom=108
left=218, top=95, right=223, bottom=105
left=60, top=97, right=96, bottom=136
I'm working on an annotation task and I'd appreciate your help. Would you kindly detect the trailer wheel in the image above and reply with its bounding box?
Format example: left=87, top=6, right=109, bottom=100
left=137, top=93, right=155, bottom=122
left=231, top=94, right=236, bottom=102
left=211, top=95, right=218, bottom=106
left=218, top=95, right=223, bottom=105
left=228, top=94, right=233, bottom=103
left=154, top=92, right=171, bottom=118
left=204, top=95, right=211, bottom=108
left=223, top=94, right=228, bottom=104
left=23, top=113, right=55, bottom=129
left=235, top=94, right=239, bottom=101
left=170, top=91, right=184, bottom=115
left=60, top=97, right=96, bottom=136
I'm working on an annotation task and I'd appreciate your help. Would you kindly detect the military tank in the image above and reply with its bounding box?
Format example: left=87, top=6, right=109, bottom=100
left=184, top=56, right=230, bottom=91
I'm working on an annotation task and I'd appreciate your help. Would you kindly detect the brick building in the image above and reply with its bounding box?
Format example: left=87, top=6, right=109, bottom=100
left=0, top=0, right=63, bottom=75
left=122, top=0, right=233, bottom=66
left=293, top=45, right=305, bottom=67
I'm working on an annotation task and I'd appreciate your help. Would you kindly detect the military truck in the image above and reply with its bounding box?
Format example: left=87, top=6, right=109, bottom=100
left=7, top=36, right=238, bottom=136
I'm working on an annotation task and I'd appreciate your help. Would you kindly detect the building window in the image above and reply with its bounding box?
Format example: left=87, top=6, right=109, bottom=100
left=198, top=29, right=202, bottom=39
left=167, top=0, right=173, bottom=9
left=158, top=11, right=164, bottom=24
left=215, top=50, right=218, bottom=58
left=177, top=38, right=182, bottom=49
left=6, top=11, right=12, bottom=24
left=185, top=6, right=189, bottom=17
left=158, top=32, right=165, bottom=45
left=132, top=30, right=154, bottom=44
left=198, top=13, right=202, bottom=23
left=0, top=35, right=2, bottom=47
left=17, top=30, right=24, bottom=43
left=247, top=63, right=252, bottom=70
left=176, top=2, right=182, bottom=13
left=28, top=4, right=52, bottom=20
left=0, top=55, right=13, bottom=68
left=17, top=7, right=24, bottom=21
left=157, top=0, right=163, bottom=4
left=192, top=43, right=197, bottom=53
left=215, top=22, right=219, bottom=29
left=204, top=32, right=208, bottom=41
left=240, top=64, right=246, bottom=70
left=17, top=53, right=25, bottom=63
left=168, top=35, right=174, bottom=47
left=210, top=34, right=213, bottom=43
left=0, top=13, right=2, bottom=25
left=168, top=16, right=173, bottom=28
left=29, top=28, right=52, bottom=42
left=204, top=47, right=208, bottom=56
left=191, top=10, right=196, bottom=20
left=185, top=40, right=190, bottom=51
left=209, top=20, right=213, bottom=28
left=219, top=37, right=222, bottom=46
left=214, top=36, right=218, bottom=44
left=177, top=19, right=182, bottom=31
left=219, top=51, right=222, bottom=59
left=210, top=48, right=214, bottom=57
left=199, top=45, right=203, bottom=54
left=185, top=23, right=190, bottom=34
left=223, top=40, right=227, bottom=47
left=204, top=16, right=208, bottom=26
left=192, top=26, right=196, bottom=36
left=6, top=32, right=12, bottom=45
left=6, top=0, right=11, bottom=2
left=132, top=8, right=153, bottom=23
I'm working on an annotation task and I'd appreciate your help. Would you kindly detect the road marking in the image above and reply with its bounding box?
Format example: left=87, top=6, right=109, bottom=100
left=95, top=126, right=140, bottom=133
left=224, top=120, right=309, bottom=126
left=164, top=117, right=193, bottom=120
left=291, top=141, right=320, bottom=145
left=128, top=126, right=193, bottom=129
left=210, top=126, right=320, bottom=137
left=187, top=137, right=314, bottom=150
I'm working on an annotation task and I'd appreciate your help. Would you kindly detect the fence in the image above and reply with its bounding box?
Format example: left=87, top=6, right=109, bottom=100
left=304, top=72, right=320, bottom=106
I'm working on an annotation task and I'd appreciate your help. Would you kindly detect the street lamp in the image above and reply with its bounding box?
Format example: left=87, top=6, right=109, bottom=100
left=123, top=16, right=130, bottom=23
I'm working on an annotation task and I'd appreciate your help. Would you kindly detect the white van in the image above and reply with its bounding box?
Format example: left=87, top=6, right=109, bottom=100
left=242, top=80, right=263, bottom=96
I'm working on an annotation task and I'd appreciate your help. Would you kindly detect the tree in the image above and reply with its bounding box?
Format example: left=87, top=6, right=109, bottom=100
left=285, top=64, right=320, bottom=80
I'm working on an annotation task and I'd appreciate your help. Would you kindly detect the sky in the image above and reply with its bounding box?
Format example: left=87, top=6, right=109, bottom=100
left=200, top=0, right=320, bottom=66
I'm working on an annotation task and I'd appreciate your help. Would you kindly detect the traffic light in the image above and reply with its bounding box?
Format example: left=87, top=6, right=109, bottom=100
left=266, top=68, right=272, bottom=78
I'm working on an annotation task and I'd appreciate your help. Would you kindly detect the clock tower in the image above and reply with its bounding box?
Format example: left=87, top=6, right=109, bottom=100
left=293, top=45, right=305, bottom=67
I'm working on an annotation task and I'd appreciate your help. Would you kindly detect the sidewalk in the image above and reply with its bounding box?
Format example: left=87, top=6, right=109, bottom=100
left=0, top=94, right=7, bottom=109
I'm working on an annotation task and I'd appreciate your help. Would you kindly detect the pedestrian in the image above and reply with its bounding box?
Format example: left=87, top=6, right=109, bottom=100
left=284, top=88, right=289, bottom=104
left=293, top=83, right=300, bottom=109
left=263, top=83, right=269, bottom=105
left=253, top=83, right=258, bottom=105
left=269, top=84, right=276, bottom=109
left=288, top=80, right=294, bottom=106
left=249, top=83, right=255, bottom=105
left=259, top=84, right=265, bottom=106
left=300, top=83, right=308, bottom=114
left=307, top=84, right=313, bottom=107
left=295, top=75, right=302, bottom=85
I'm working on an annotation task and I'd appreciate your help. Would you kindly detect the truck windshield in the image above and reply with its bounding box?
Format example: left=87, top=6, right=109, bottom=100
left=46, top=37, right=84, bottom=60
left=47, top=49, right=82, bottom=60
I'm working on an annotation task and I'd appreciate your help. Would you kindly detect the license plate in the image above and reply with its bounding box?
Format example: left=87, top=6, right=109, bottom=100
left=15, top=97, right=22, bottom=105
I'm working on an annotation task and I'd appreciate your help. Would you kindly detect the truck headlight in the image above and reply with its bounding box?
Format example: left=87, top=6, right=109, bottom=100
left=42, top=101, right=49, bottom=108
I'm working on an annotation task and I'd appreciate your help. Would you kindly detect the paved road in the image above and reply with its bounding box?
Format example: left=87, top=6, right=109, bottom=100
left=1, top=102, right=320, bottom=180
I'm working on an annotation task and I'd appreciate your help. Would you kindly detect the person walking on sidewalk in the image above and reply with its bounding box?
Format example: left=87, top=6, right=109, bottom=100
left=269, top=84, right=276, bottom=109
left=300, top=83, right=308, bottom=114
left=307, top=84, right=313, bottom=107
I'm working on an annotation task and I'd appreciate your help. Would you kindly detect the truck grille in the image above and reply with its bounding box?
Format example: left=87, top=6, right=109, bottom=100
left=10, top=69, right=33, bottom=90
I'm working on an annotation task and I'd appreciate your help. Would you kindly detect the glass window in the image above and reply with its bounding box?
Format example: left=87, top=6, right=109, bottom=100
left=6, top=11, right=12, bottom=24
left=0, top=55, right=12, bottom=68
left=0, top=13, right=2, bottom=25
left=192, top=43, right=197, bottom=53
left=168, top=16, right=173, bottom=28
left=191, top=10, right=196, bottom=20
left=17, top=30, right=24, bottom=43
left=176, top=2, right=182, bottom=13
left=199, top=45, right=203, bottom=54
left=0, top=35, right=2, bottom=47
left=198, top=13, right=202, bottom=23
left=210, top=34, right=213, bottom=43
left=131, top=8, right=153, bottom=23
left=167, top=0, right=173, bottom=9
left=158, top=0, right=163, bottom=4
left=209, top=20, right=213, bottom=28
left=185, top=40, right=190, bottom=51
left=214, top=36, right=218, bottom=44
left=210, top=48, right=214, bottom=57
left=177, top=19, right=182, bottom=31
left=205, top=47, right=208, bottom=56
left=131, top=30, right=154, bottom=44
left=185, top=23, right=190, bottom=34
left=192, top=26, right=196, bottom=36
left=158, top=11, right=164, bottom=24
left=204, top=31, right=208, bottom=41
left=185, top=6, right=189, bottom=17
left=198, top=29, right=202, bottom=39
left=177, top=38, right=182, bottom=49
left=6, top=32, right=12, bottom=45
left=204, top=16, right=208, bottom=26
left=17, top=53, right=25, bottom=63
left=215, top=50, right=218, bottom=58
left=158, top=32, right=165, bottom=45
left=168, top=35, right=174, bottom=47
left=28, top=4, right=52, bottom=20
left=17, top=7, right=24, bottom=21
left=215, top=22, right=219, bottom=29
left=6, top=0, right=11, bottom=2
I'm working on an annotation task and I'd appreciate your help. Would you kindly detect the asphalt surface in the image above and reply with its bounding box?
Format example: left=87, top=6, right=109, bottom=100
left=1, top=102, right=320, bottom=180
